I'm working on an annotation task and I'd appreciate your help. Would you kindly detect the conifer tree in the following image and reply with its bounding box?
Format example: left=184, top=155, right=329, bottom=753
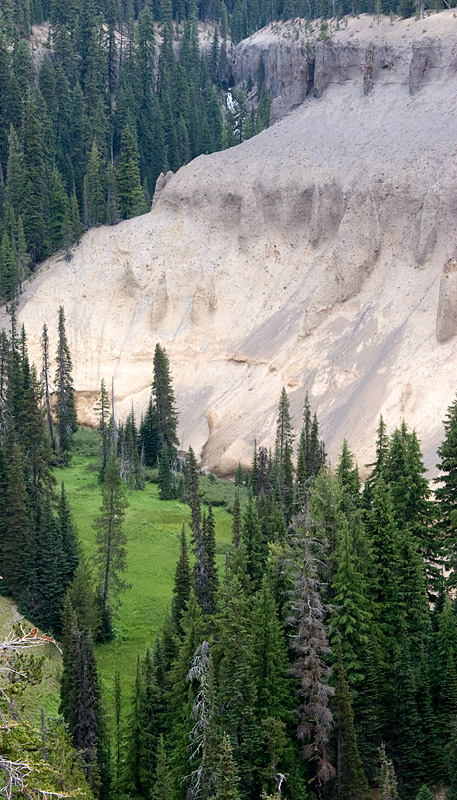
left=333, top=646, right=369, bottom=800
left=49, top=167, right=70, bottom=251
left=251, top=578, right=290, bottom=720
left=54, top=306, right=77, bottom=461
left=232, top=488, right=242, bottom=547
left=329, top=516, right=371, bottom=688
left=0, top=231, right=19, bottom=303
left=390, top=632, right=422, bottom=797
left=83, top=140, right=106, bottom=227
left=40, top=322, right=55, bottom=450
left=140, top=395, right=158, bottom=467
left=72, top=627, right=109, bottom=797
left=124, top=656, right=147, bottom=796
left=152, top=343, right=179, bottom=461
left=337, top=440, right=360, bottom=514
left=95, top=379, right=110, bottom=478
left=214, top=734, right=241, bottom=800
left=94, top=449, right=129, bottom=633
left=117, top=124, right=146, bottom=219
left=215, top=574, right=260, bottom=791
left=172, top=525, right=191, bottom=633
left=158, top=443, right=173, bottom=499
left=66, top=558, right=100, bottom=639
left=242, top=491, right=267, bottom=591
left=58, top=481, right=79, bottom=585
left=436, top=392, right=457, bottom=577
left=152, top=734, right=172, bottom=800
left=22, top=91, right=46, bottom=262
left=3, top=435, right=29, bottom=598
left=187, top=446, right=212, bottom=613
left=289, top=528, right=335, bottom=797
left=234, top=462, right=243, bottom=486
left=26, top=487, right=66, bottom=634
left=378, top=744, right=398, bottom=800
left=203, top=503, right=218, bottom=603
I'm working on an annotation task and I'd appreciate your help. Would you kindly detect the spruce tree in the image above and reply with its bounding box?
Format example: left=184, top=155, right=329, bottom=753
left=436, top=392, right=457, bottom=578
left=152, top=734, right=172, bottom=800
left=117, top=124, right=146, bottom=219
left=95, top=379, right=110, bottom=479
left=289, top=528, right=335, bottom=796
left=333, top=646, right=369, bottom=800
left=214, top=573, right=260, bottom=791
left=187, top=446, right=212, bottom=613
left=251, top=578, right=291, bottom=720
left=3, top=435, right=29, bottom=598
left=158, top=443, right=173, bottom=499
left=66, top=558, right=100, bottom=639
left=40, top=322, right=55, bottom=450
left=203, top=503, right=218, bottom=603
left=329, top=516, right=371, bottom=688
left=94, top=449, right=129, bottom=632
left=232, top=488, right=242, bottom=547
left=83, top=140, right=106, bottom=227
left=49, top=167, right=70, bottom=251
left=172, top=525, right=191, bottom=633
left=58, top=481, right=79, bottom=585
left=152, top=343, right=179, bottom=461
left=242, top=491, right=267, bottom=591
left=54, top=305, right=78, bottom=462
left=214, top=734, right=241, bottom=800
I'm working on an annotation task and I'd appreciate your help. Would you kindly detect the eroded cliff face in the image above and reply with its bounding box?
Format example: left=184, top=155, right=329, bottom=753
left=231, top=13, right=457, bottom=121
left=4, top=11, right=457, bottom=475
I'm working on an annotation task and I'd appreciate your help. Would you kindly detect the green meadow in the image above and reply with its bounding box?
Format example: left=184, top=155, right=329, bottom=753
left=50, top=427, right=242, bottom=720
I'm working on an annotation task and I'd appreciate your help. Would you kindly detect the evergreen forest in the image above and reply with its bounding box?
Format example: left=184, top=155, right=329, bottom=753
left=0, top=0, right=445, bottom=300
left=2, top=306, right=457, bottom=800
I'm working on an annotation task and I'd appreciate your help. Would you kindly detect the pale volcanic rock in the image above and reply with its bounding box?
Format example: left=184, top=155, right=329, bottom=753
left=4, top=11, right=457, bottom=476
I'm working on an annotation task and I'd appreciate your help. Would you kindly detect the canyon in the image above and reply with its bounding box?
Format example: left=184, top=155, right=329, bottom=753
left=7, top=10, right=457, bottom=475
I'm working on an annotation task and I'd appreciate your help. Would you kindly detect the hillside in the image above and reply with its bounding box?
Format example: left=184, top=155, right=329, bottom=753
left=5, top=10, right=457, bottom=475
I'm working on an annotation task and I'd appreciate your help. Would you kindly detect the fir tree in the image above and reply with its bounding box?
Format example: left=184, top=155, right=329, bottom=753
left=58, top=481, right=79, bottom=585
left=187, top=446, right=212, bottom=613
left=54, top=306, right=78, bottom=462
left=95, top=379, right=110, bottom=479
left=94, top=449, right=130, bottom=633
left=333, top=646, right=369, bottom=800
left=289, top=528, right=335, bottom=797
left=329, top=515, right=371, bottom=688
left=242, top=491, right=267, bottom=591
left=232, top=488, right=242, bottom=547
left=436, top=393, right=457, bottom=578
left=117, top=124, right=146, bottom=219
left=66, top=558, right=100, bottom=639
left=172, top=525, right=191, bottom=633
left=83, top=140, right=106, bottom=227
left=152, top=343, right=179, bottom=461
left=203, top=503, right=218, bottom=603
left=158, top=443, right=173, bottom=499
left=3, top=435, right=29, bottom=598
left=214, top=734, right=241, bottom=800
left=40, top=322, right=55, bottom=450
left=378, top=744, right=398, bottom=800
left=152, top=734, right=172, bottom=800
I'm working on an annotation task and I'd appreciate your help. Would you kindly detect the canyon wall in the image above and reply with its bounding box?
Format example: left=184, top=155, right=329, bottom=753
left=4, top=11, right=457, bottom=475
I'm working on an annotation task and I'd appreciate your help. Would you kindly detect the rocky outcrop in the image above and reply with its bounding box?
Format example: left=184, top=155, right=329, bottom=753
left=231, top=12, right=457, bottom=121
left=3, top=11, right=457, bottom=476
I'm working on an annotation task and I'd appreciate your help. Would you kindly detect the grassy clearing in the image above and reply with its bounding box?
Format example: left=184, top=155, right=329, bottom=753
left=53, top=428, right=240, bottom=717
